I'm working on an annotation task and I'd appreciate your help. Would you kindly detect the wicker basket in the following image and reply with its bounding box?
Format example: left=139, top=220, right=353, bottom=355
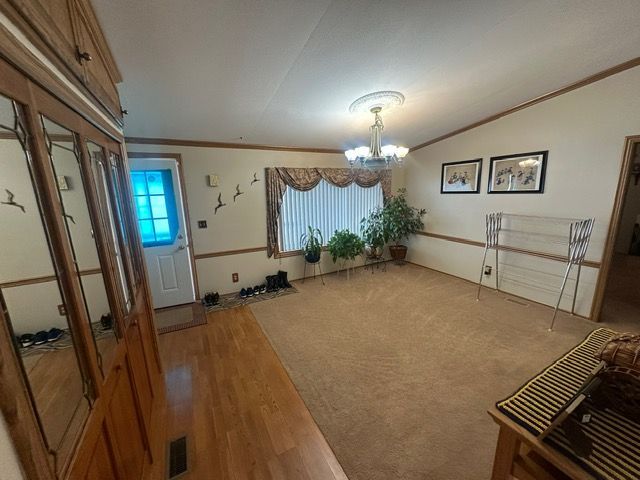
left=595, top=333, right=640, bottom=372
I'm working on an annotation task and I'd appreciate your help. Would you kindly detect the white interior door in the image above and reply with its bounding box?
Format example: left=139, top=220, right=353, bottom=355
left=129, top=158, right=195, bottom=309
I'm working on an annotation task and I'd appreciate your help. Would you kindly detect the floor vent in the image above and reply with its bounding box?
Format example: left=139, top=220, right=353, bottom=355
left=167, top=436, right=188, bottom=479
left=505, top=297, right=529, bottom=307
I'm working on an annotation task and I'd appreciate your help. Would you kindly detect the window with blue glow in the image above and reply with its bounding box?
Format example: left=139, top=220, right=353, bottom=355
left=130, top=170, right=179, bottom=247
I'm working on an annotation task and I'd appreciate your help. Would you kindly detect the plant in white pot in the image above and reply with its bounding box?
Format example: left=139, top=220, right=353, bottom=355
left=360, top=207, right=387, bottom=260
left=382, top=188, right=426, bottom=262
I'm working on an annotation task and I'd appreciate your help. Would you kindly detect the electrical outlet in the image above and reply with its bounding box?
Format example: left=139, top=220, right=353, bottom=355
left=484, top=265, right=493, bottom=276
left=198, top=220, right=207, bottom=229
left=57, top=304, right=67, bottom=316
left=232, top=273, right=239, bottom=283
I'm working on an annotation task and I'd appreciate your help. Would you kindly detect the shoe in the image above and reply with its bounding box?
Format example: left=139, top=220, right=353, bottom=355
left=247, top=287, right=254, bottom=297
left=259, top=284, right=267, bottom=294
left=100, top=313, right=113, bottom=330
left=278, top=270, right=292, bottom=289
left=33, top=331, right=48, bottom=345
left=265, top=276, right=276, bottom=292
left=212, top=292, right=220, bottom=305
left=203, top=292, right=217, bottom=307
left=20, top=333, right=34, bottom=348
left=47, top=328, right=63, bottom=342
left=253, top=285, right=261, bottom=295
left=240, top=288, right=247, bottom=299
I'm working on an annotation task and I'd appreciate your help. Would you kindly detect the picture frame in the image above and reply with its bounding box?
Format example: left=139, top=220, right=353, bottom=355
left=440, top=158, right=482, bottom=194
left=488, top=150, right=548, bottom=194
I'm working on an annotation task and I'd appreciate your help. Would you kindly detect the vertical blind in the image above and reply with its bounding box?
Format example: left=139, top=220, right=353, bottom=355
left=279, top=179, right=383, bottom=251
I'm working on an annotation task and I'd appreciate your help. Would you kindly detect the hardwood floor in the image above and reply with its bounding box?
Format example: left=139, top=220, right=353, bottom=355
left=145, top=306, right=347, bottom=479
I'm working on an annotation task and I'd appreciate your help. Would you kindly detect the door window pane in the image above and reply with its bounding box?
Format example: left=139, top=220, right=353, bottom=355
left=41, top=116, right=118, bottom=374
left=0, top=94, right=90, bottom=472
left=130, top=169, right=179, bottom=247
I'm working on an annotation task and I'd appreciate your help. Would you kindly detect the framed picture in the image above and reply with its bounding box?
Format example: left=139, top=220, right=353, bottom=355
left=488, top=150, right=548, bottom=194
left=440, top=158, right=482, bottom=194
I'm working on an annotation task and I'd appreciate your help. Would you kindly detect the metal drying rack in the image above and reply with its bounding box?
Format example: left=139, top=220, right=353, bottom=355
left=476, top=213, right=595, bottom=331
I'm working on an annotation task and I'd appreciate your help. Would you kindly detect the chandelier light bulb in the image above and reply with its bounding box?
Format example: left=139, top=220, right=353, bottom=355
left=396, top=147, right=409, bottom=158
left=355, top=146, right=370, bottom=158
left=381, top=144, right=397, bottom=157
left=345, top=149, right=357, bottom=162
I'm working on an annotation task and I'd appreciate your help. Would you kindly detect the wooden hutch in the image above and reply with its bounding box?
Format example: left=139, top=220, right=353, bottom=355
left=0, top=1, right=164, bottom=478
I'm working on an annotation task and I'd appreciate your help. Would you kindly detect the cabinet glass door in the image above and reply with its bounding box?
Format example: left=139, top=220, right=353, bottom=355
left=0, top=94, right=90, bottom=473
left=41, top=116, right=119, bottom=374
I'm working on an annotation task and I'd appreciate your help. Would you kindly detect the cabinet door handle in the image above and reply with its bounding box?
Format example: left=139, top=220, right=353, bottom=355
left=76, top=47, right=93, bottom=64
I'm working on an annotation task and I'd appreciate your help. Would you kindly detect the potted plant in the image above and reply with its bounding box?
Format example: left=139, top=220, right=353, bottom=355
left=300, top=226, right=323, bottom=263
left=360, top=207, right=387, bottom=259
left=327, top=229, right=365, bottom=274
left=382, top=188, right=426, bottom=262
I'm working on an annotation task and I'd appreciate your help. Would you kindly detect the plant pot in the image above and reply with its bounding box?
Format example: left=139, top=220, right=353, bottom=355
left=388, top=244, right=408, bottom=261
left=304, top=251, right=321, bottom=263
left=364, top=245, right=383, bottom=259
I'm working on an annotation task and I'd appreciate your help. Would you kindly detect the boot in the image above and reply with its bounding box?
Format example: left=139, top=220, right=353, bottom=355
left=265, top=275, right=276, bottom=292
left=278, top=270, right=292, bottom=289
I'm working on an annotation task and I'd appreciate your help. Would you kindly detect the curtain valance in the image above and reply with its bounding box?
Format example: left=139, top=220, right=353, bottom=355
left=265, top=167, right=392, bottom=257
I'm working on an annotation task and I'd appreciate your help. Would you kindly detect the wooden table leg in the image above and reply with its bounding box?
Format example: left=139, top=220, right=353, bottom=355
left=491, top=425, right=521, bottom=480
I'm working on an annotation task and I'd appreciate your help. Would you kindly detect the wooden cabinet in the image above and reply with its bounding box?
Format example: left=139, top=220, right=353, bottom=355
left=0, top=3, right=163, bottom=477
left=1, top=0, right=124, bottom=124
left=72, top=0, right=123, bottom=119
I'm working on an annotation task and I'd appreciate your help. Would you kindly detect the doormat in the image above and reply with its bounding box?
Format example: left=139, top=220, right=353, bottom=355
left=156, top=304, right=207, bottom=335
left=205, top=286, right=298, bottom=313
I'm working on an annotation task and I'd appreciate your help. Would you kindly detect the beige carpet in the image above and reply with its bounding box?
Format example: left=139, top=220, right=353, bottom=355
left=250, top=263, right=639, bottom=480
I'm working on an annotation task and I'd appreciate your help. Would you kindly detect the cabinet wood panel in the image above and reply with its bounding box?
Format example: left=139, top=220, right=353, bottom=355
left=82, top=427, right=120, bottom=480
left=4, top=0, right=84, bottom=80
left=73, top=2, right=122, bottom=118
left=109, top=359, right=147, bottom=480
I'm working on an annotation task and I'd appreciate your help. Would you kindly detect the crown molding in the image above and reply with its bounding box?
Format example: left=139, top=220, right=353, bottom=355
left=410, top=56, right=640, bottom=152
left=125, top=136, right=343, bottom=155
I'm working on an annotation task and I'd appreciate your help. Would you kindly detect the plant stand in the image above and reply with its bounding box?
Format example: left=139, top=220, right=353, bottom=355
left=303, top=259, right=325, bottom=285
left=364, top=254, right=387, bottom=273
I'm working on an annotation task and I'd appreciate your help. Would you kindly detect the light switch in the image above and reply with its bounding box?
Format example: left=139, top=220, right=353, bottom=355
left=208, top=174, right=219, bottom=187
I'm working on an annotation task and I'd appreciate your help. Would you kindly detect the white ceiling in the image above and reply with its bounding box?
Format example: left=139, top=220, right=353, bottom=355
left=93, top=0, right=640, bottom=150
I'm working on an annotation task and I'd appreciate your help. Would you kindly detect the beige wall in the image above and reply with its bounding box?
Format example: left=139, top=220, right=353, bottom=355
left=126, top=143, right=404, bottom=296
left=404, top=66, right=640, bottom=317
left=0, top=414, right=24, bottom=480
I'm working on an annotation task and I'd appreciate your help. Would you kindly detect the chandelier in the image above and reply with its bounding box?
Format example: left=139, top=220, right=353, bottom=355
left=344, top=91, right=409, bottom=169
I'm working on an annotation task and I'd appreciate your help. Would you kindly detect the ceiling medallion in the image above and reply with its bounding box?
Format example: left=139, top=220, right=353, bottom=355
left=345, top=91, right=408, bottom=169
left=348, top=91, right=405, bottom=113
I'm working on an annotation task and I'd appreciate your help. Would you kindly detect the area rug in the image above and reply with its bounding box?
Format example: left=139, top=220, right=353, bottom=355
left=204, top=286, right=298, bottom=313
left=497, top=327, right=640, bottom=480
left=250, top=263, right=639, bottom=480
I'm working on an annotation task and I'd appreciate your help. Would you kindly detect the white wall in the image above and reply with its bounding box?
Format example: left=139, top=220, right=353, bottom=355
left=0, top=414, right=24, bottom=480
left=126, top=143, right=404, bottom=296
left=404, top=66, right=640, bottom=317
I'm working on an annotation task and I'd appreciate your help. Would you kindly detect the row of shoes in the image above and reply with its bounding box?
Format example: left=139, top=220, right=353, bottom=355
left=17, top=328, right=64, bottom=348
left=240, top=271, right=292, bottom=299
left=202, top=291, right=220, bottom=308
